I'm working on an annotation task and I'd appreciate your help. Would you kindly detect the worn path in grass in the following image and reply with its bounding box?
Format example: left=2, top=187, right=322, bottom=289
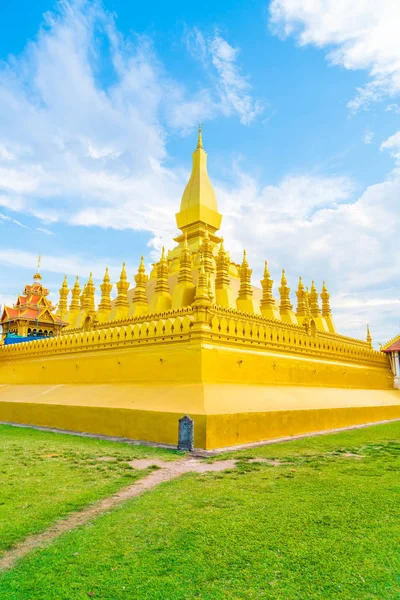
left=0, top=424, right=180, bottom=555
left=0, top=456, right=237, bottom=571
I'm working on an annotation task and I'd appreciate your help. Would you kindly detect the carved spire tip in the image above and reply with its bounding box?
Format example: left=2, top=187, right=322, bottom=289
left=197, top=122, right=203, bottom=148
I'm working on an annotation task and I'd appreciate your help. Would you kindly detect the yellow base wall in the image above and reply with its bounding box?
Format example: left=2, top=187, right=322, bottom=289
left=0, top=382, right=399, bottom=449
left=0, top=313, right=398, bottom=449
left=205, top=404, right=400, bottom=449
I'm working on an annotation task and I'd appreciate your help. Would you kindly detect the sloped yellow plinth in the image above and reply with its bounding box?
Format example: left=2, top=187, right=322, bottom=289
left=0, top=383, right=399, bottom=449
left=0, top=313, right=398, bottom=449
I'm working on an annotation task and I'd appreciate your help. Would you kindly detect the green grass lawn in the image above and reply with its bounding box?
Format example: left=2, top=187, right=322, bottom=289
left=1, top=422, right=399, bottom=599
left=0, top=424, right=180, bottom=554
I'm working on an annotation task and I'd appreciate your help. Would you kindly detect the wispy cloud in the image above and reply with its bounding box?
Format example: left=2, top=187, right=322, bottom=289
left=36, top=227, right=55, bottom=236
left=0, top=213, right=27, bottom=228
left=364, top=130, right=374, bottom=145
left=269, top=0, right=400, bottom=112
left=178, top=28, right=264, bottom=129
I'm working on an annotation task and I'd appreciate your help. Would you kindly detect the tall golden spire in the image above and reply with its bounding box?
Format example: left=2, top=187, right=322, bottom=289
left=175, top=126, right=222, bottom=246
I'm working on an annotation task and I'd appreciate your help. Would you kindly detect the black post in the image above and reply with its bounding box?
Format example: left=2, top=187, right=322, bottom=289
left=178, top=415, right=194, bottom=451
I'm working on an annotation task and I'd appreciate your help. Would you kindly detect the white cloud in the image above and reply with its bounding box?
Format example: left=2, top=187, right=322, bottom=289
left=0, top=213, right=27, bottom=228
left=36, top=227, right=54, bottom=236
left=216, top=170, right=400, bottom=341
left=381, top=130, right=400, bottom=170
left=0, top=248, right=127, bottom=286
left=269, top=0, right=400, bottom=111
left=181, top=28, right=264, bottom=127
left=0, top=1, right=260, bottom=237
left=0, top=0, right=399, bottom=343
left=364, top=130, right=374, bottom=145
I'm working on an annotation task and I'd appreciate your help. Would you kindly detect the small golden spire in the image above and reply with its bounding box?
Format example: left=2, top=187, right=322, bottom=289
left=197, top=122, right=203, bottom=149
left=238, top=250, right=253, bottom=300
left=114, top=262, right=130, bottom=313
left=155, top=247, right=169, bottom=295
left=57, top=275, right=69, bottom=317
left=132, top=256, right=148, bottom=307
left=366, top=325, right=372, bottom=347
left=207, top=272, right=214, bottom=303
left=215, top=239, right=230, bottom=291
left=279, top=269, right=292, bottom=313
left=85, top=273, right=96, bottom=312
left=309, top=280, right=321, bottom=318
left=99, top=267, right=112, bottom=315
left=260, top=261, right=275, bottom=309
left=193, top=256, right=210, bottom=308
left=296, top=276, right=307, bottom=317
left=321, top=281, right=332, bottom=317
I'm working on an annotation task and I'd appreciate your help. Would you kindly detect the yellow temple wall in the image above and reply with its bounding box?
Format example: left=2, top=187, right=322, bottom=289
left=0, top=308, right=391, bottom=390
left=0, top=308, right=397, bottom=449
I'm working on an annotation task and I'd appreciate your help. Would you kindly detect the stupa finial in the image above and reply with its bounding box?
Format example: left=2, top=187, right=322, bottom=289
left=197, top=122, right=203, bottom=149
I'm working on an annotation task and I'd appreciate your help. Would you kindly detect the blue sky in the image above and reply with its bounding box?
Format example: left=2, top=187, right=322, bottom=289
left=0, top=0, right=399, bottom=343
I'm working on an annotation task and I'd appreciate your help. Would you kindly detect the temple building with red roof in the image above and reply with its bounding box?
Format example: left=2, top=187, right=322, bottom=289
left=0, top=267, right=68, bottom=340
left=382, top=335, right=400, bottom=389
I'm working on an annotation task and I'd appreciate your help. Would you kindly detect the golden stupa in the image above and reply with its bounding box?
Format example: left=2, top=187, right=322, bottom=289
left=0, top=127, right=399, bottom=449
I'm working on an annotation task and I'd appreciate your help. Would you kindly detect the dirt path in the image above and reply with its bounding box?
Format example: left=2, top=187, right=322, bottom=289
left=0, top=457, right=237, bottom=572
